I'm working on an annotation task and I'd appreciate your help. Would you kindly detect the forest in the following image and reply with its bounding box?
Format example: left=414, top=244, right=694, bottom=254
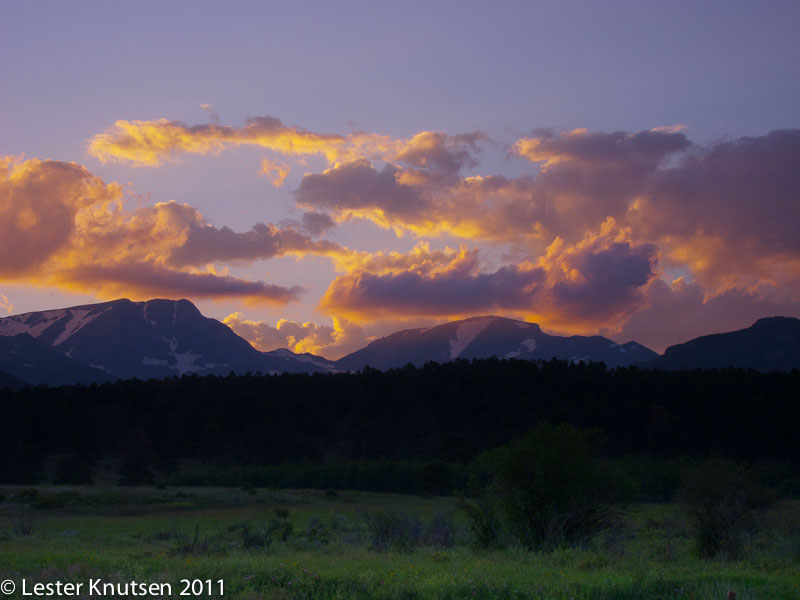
left=2, top=358, right=799, bottom=497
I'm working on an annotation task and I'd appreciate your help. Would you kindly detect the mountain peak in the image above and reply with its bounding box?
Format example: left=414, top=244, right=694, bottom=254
left=335, top=315, right=655, bottom=370
left=0, top=298, right=334, bottom=384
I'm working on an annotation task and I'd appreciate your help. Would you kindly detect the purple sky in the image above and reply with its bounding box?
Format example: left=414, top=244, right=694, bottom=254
left=2, top=0, right=799, bottom=357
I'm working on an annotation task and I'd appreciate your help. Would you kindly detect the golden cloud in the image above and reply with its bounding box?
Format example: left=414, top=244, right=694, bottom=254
left=0, top=156, right=351, bottom=304
left=87, top=115, right=486, bottom=174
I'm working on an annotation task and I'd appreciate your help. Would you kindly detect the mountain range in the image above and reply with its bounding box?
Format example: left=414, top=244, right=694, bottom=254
left=0, top=298, right=798, bottom=388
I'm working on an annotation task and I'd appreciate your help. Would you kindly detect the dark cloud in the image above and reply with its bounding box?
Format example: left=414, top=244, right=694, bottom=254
left=394, top=131, right=486, bottom=173
left=550, top=241, right=657, bottom=320
left=295, top=158, right=427, bottom=220
left=515, top=128, right=690, bottom=168
left=167, top=221, right=345, bottom=267
left=301, top=211, right=336, bottom=236
left=62, top=262, right=303, bottom=303
left=321, top=259, right=545, bottom=319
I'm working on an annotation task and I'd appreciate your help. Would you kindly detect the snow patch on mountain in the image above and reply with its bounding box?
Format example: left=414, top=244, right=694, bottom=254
left=173, top=352, right=201, bottom=374
left=521, top=339, right=536, bottom=351
left=271, top=348, right=335, bottom=371
left=142, top=302, right=157, bottom=326
left=143, top=357, right=168, bottom=366
left=53, top=307, right=110, bottom=346
left=0, top=306, right=110, bottom=347
left=0, top=310, right=66, bottom=337
left=449, top=317, right=495, bottom=359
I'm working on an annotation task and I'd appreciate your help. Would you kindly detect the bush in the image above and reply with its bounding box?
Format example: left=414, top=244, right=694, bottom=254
left=11, top=510, right=34, bottom=536
left=461, top=423, right=624, bottom=550
left=425, top=512, right=455, bottom=548
left=269, top=508, right=293, bottom=541
left=682, top=458, right=775, bottom=559
left=364, top=510, right=423, bottom=552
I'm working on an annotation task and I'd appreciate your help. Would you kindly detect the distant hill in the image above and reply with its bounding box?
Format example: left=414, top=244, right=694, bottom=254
left=0, top=298, right=334, bottom=384
left=642, top=317, right=800, bottom=371
left=336, top=315, right=658, bottom=371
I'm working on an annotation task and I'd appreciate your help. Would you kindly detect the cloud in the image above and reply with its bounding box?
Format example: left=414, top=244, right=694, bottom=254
left=513, top=128, right=689, bottom=168
left=319, top=244, right=545, bottom=320
left=633, top=129, right=800, bottom=293
left=300, top=211, right=336, bottom=236
left=297, top=128, right=800, bottom=309
left=294, top=129, right=690, bottom=244
left=537, top=222, right=658, bottom=327
left=260, top=158, right=290, bottom=187
left=59, top=262, right=302, bottom=304
left=607, top=277, right=800, bottom=353
left=166, top=220, right=349, bottom=268
left=0, top=156, right=120, bottom=277
left=0, top=156, right=335, bottom=304
left=318, top=221, right=658, bottom=334
left=393, top=131, right=486, bottom=173
left=88, top=115, right=487, bottom=174
left=223, top=312, right=336, bottom=354
left=0, top=292, right=12, bottom=313
left=88, top=116, right=348, bottom=166
left=295, top=158, right=429, bottom=230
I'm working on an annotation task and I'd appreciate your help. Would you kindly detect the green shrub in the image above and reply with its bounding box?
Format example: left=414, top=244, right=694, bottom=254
left=682, top=458, right=775, bottom=559
left=363, top=510, right=423, bottom=552
left=461, top=423, right=624, bottom=550
left=270, top=507, right=293, bottom=541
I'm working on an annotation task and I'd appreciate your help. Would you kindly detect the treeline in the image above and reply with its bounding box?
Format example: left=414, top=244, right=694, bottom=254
left=1, top=359, right=799, bottom=491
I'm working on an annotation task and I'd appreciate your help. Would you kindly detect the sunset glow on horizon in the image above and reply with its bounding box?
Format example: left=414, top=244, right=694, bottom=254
left=2, top=1, right=799, bottom=359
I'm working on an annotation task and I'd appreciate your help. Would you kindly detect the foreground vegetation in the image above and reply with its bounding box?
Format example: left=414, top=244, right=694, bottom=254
left=1, top=486, right=798, bottom=599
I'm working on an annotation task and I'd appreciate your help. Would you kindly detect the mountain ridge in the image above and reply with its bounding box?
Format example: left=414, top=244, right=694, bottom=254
left=2, top=299, right=798, bottom=386
left=335, top=315, right=657, bottom=371
left=641, top=316, right=800, bottom=372
left=0, top=298, right=333, bottom=384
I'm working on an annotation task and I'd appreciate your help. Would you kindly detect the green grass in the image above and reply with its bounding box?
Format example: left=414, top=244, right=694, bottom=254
left=1, top=486, right=798, bottom=599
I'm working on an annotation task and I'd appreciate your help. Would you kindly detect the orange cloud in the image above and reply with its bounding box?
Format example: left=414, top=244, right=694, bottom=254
left=318, top=221, right=657, bottom=336
left=88, top=115, right=486, bottom=172
left=260, top=158, right=290, bottom=187
left=0, top=292, right=12, bottom=313
left=223, top=312, right=336, bottom=354
left=0, top=156, right=350, bottom=304
left=88, top=117, right=348, bottom=166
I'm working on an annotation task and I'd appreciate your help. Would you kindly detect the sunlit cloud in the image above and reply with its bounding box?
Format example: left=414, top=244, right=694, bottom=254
left=10, top=118, right=800, bottom=357
left=87, top=115, right=487, bottom=172
left=318, top=221, right=657, bottom=332
left=0, top=155, right=347, bottom=304
left=88, top=116, right=348, bottom=166
left=260, top=158, right=290, bottom=187
left=223, top=312, right=336, bottom=354
left=0, top=292, right=13, bottom=314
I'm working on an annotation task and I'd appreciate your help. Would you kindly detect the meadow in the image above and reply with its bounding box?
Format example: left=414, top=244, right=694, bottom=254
left=1, top=485, right=798, bottom=600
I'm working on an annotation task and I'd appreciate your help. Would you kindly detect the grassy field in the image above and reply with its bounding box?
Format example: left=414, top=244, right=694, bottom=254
left=0, top=486, right=798, bottom=599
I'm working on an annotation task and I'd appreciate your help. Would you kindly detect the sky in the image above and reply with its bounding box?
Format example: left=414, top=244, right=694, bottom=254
left=1, top=0, right=799, bottom=358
